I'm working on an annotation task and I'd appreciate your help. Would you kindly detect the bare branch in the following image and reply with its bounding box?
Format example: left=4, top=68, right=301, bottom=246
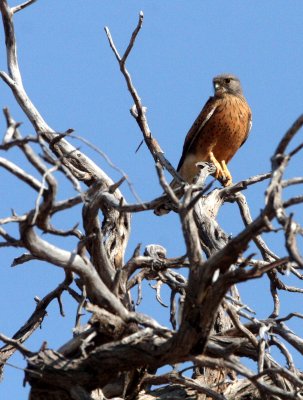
left=274, top=114, right=303, bottom=156
left=0, top=333, right=34, bottom=357
left=104, top=27, right=121, bottom=62
left=0, top=156, right=42, bottom=191
left=70, top=133, right=142, bottom=204
left=105, top=15, right=181, bottom=182
left=0, top=271, right=73, bottom=370
left=19, top=216, right=130, bottom=320
left=142, top=372, right=227, bottom=400
left=11, top=0, right=38, bottom=14
left=121, top=11, right=144, bottom=64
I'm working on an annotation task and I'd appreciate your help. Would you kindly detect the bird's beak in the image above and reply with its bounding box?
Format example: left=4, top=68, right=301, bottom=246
left=214, top=82, right=222, bottom=94
left=214, top=82, right=225, bottom=95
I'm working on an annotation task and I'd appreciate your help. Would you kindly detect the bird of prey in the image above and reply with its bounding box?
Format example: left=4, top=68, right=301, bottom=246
left=155, top=74, right=252, bottom=215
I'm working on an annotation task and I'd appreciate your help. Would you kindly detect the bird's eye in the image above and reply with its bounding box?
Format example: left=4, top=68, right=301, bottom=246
left=225, top=78, right=231, bottom=84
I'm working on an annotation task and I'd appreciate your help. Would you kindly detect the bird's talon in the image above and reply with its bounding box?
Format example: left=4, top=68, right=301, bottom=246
left=223, top=178, right=232, bottom=187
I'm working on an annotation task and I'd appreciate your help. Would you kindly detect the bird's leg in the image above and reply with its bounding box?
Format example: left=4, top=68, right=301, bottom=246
left=220, top=160, right=232, bottom=186
left=209, top=153, right=232, bottom=187
left=209, top=151, right=226, bottom=181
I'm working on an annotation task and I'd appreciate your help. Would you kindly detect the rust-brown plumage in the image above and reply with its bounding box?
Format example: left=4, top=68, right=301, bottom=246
left=177, top=74, right=252, bottom=186
left=155, top=74, right=252, bottom=215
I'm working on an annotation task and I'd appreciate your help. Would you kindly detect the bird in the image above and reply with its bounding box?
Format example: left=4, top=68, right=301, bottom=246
left=155, top=73, right=252, bottom=215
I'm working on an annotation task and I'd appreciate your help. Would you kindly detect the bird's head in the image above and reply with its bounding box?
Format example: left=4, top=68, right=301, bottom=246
left=213, top=74, right=243, bottom=97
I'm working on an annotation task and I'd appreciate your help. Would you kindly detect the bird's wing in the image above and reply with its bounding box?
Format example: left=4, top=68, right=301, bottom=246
left=240, top=109, right=252, bottom=147
left=177, top=96, right=218, bottom=171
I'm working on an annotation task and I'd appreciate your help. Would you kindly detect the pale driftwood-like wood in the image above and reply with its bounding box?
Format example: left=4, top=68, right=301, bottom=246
left=0, top=0, right=130, bottom=271
left=1, top=2, right=303, bottom=400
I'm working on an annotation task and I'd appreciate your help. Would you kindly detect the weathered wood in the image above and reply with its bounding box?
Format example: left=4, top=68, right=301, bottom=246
left=1, top=3, right=303, bottom=400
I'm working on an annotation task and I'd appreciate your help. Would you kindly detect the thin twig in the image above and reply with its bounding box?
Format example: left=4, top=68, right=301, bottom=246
left=121, top=11, right=144, bottom=64
left=11, top=0, right=38, bottom=14
left=70, top=133, right=143, bottom=204
left=274, top=114, right=303, bottom=156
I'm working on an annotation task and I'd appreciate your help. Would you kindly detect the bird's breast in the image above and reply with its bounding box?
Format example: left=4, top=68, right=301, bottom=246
left=197, top=95, right=251, bottom=163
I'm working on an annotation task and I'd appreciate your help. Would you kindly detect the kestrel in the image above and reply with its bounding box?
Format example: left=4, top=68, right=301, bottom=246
left=155, top=74, right=252, bottom=215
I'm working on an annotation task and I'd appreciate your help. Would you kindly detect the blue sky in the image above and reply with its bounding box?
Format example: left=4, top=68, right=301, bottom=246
left=1, top=1, right=303, bottom=398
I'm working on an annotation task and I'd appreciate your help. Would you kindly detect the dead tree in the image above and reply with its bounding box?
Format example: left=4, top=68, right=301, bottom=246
left=1, top=1, right=303, bottom=399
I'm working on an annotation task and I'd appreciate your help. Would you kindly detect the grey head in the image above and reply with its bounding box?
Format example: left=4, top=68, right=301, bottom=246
left=213, top=74, right=243, bottom=97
